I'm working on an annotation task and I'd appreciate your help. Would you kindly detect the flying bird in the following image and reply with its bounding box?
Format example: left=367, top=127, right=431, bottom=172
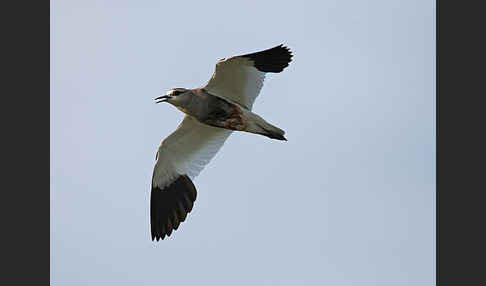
left=151, top=44, right=293, bottom=241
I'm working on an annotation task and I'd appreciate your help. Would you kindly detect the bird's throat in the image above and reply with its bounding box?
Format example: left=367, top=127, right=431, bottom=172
left=176, top=106, right=190, bottom=114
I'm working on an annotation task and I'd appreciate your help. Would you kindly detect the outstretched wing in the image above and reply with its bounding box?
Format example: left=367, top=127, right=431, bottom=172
left=151, top=116, right=232, bottom=241
left=202, top=44, right=293, bottom=110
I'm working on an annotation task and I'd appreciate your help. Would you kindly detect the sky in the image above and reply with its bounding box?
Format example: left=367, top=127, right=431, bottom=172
left=50, top=0, right=435, bottom=285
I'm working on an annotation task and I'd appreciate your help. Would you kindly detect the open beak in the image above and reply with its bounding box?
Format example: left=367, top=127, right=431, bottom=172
left=155, top=95, right=171, bottom=103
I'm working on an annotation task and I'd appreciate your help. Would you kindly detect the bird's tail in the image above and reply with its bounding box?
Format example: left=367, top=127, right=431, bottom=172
left=241, top=109, right=287, bottom=141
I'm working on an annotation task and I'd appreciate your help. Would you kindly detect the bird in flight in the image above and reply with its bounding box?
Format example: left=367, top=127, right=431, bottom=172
left=151, top=44, right=293, bottom=241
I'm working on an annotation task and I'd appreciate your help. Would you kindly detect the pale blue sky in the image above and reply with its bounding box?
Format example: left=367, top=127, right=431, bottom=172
left=51, top=0, right=435, bottom=285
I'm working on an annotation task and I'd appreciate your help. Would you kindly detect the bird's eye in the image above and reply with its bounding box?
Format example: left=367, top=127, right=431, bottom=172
left=173, top=91, right=181, bottom=96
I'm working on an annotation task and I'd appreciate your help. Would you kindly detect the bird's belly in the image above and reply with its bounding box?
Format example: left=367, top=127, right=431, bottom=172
left=201, top=105, right=247, bottom=131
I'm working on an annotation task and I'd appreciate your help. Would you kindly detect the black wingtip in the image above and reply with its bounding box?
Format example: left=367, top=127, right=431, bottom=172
left=240, top=44, right=293, bottom=73
left=151, top=175, right=197, bottom=241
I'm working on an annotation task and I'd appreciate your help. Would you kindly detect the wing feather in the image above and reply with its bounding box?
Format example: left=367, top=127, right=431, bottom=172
left=202, top=44, right=292, bottom=110
left=152, top=115, right=232, bottom=189
left=150, top=115, right=232, bottom=240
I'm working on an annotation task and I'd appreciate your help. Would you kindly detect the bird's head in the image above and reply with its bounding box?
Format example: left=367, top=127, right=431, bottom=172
left=155, top=88, right=192, bottom=107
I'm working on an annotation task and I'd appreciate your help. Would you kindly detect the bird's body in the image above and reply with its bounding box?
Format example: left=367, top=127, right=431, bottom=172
left=166, top=87, right=286, bottom=140
left=151, top=44, right=293, bottom=241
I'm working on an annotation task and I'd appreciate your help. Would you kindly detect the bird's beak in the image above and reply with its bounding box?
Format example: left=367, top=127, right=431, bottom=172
left=155, top=95, right=171, bottom=103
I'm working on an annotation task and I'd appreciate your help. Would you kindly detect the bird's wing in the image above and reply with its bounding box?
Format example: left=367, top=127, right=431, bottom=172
left=201, top=44, right=292, bottom=110
left=151, top=115, right=232, bottom=241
